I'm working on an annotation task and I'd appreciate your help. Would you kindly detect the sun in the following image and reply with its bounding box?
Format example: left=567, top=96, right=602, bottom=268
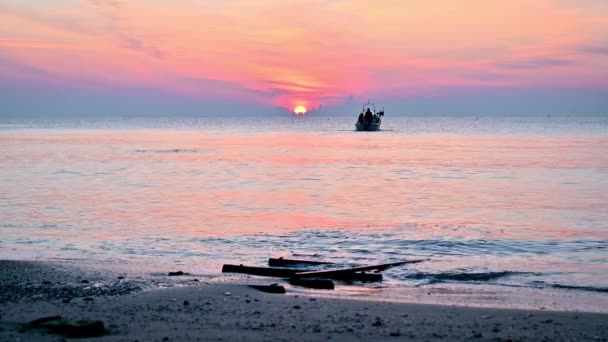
left=293, top=105, right=307, bottom=115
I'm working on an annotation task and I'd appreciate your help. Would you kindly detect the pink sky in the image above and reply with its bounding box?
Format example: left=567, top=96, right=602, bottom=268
left=1, top=0, right=607, bottom=113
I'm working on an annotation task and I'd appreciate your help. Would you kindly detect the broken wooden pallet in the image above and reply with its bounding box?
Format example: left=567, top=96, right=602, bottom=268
left=291, top=259, right=427, bottom=279
left=222, top=259, right=427, bottom=288
left=222, top=264, right=381, bottom=282
left=268, top=257, right=333, bottom=267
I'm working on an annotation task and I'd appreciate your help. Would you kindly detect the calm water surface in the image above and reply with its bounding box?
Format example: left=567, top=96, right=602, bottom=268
left=1, top=116, right=607, bottom=299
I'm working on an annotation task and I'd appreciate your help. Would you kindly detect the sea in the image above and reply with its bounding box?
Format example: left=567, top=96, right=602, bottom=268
left=1, top=115, right=607, bottom=310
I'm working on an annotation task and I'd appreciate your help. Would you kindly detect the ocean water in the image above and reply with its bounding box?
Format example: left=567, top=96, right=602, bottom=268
left=1, top=116, right=607, bottom=301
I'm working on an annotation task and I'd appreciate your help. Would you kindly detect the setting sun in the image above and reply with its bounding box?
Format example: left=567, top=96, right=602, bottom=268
left=293, top=105, right=307, bottom=114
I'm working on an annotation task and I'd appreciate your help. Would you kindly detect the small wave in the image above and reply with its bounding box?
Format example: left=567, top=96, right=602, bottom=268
left=54, top=170, right=81, bottom=175
left=405, top=271, right=522, bottom=282
left=533, top=281, right=608, bottom=293
left=133, top=149, right=199, bottom=154
left=545, top=283, right=608, bottom=293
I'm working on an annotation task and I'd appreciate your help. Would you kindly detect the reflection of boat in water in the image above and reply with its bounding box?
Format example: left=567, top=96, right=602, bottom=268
left=355, top=100, right=384, bottom=131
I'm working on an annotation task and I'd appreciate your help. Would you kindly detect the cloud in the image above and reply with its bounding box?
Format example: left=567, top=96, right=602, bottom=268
left=121, top=37, right=164, bottom=59
left=2, top=0, right=608, bottom=114
left=496, top=57, right=575, bottom=70
left=0, top=52, right=55, bottom=80
left=88, top=0, right=121, bottom=8
left=84, top=0, right=165, bottom=59
left=258, top=80, right=328, bottom=94
left=173, top=76, right=280, bottom=102
left=0, top=49, right=119, bottom=91
left=578, top=44, right=608, bottom=55
left=0, top=2, right=97, bottom=35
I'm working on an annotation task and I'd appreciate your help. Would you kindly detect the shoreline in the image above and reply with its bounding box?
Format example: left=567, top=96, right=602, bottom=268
left=3, top=256, right=607, bottom=313
left=2, top=260, right=608, bottom=341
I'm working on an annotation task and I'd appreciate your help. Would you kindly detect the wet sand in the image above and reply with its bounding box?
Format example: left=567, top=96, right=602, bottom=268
left=1, top=260, right=607, bottom=341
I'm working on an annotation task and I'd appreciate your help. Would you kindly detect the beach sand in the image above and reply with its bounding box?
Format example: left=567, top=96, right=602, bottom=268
left=1, top=260, right=607, bottom=341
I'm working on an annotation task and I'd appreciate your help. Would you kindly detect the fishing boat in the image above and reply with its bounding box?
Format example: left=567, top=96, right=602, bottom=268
left=355, top=100, right=384, bottom=131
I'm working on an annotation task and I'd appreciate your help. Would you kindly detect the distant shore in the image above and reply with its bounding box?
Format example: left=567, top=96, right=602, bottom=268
left=1, top=260, right=607, bottom=341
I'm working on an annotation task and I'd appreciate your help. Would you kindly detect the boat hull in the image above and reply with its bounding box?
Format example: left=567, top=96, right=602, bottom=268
left=355, top=122, right=381, bottom=131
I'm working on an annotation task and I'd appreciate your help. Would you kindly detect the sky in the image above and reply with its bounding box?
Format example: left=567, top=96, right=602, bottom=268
left=1, top=0, right=607, bottom=117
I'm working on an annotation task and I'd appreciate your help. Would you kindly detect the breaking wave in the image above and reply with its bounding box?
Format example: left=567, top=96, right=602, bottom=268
left=404, top=271, right=523, bottom=283
left=531, top=282, right=608, bottom=293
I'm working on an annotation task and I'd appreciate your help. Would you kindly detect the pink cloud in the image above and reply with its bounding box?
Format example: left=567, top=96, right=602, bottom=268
left=1, top=0, right=607, bottom=110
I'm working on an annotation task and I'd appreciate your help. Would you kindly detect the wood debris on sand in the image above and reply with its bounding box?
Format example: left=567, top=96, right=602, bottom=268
left=222, top=258, right=427, bottom=291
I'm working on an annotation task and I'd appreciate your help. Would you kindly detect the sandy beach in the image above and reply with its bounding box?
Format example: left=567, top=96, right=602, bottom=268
left=1, top=260, right=607, bottom=341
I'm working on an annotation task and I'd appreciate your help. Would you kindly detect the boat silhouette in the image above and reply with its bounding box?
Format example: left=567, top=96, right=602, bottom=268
left=355, top=100, right=384, bottom=131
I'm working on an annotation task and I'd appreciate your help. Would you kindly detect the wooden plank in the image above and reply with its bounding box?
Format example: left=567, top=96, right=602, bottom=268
left=325, top=272, right=383, bottom=282
left=268, top=258, right=333, bottom=267
left=222, top=264, right=297, bottom=277
left=222, top=264, right=382, bottom=282
left=292, top=259, right=426, bottom=279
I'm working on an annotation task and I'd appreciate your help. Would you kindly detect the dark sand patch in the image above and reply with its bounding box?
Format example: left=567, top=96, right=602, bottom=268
left=0, top=260, right=143, bottom=304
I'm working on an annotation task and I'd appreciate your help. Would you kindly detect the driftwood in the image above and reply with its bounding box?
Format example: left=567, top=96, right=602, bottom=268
left=268, top=258, right=333, bottom=267
left=316, top=272, right=382, bottom=282
left=249, top=284, right=286, bottom=294
left=291, top=260, right=426, bottom=279
left=222, top=264, right=382, bottom=282
left=222, top=264, right=298, bottom=277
